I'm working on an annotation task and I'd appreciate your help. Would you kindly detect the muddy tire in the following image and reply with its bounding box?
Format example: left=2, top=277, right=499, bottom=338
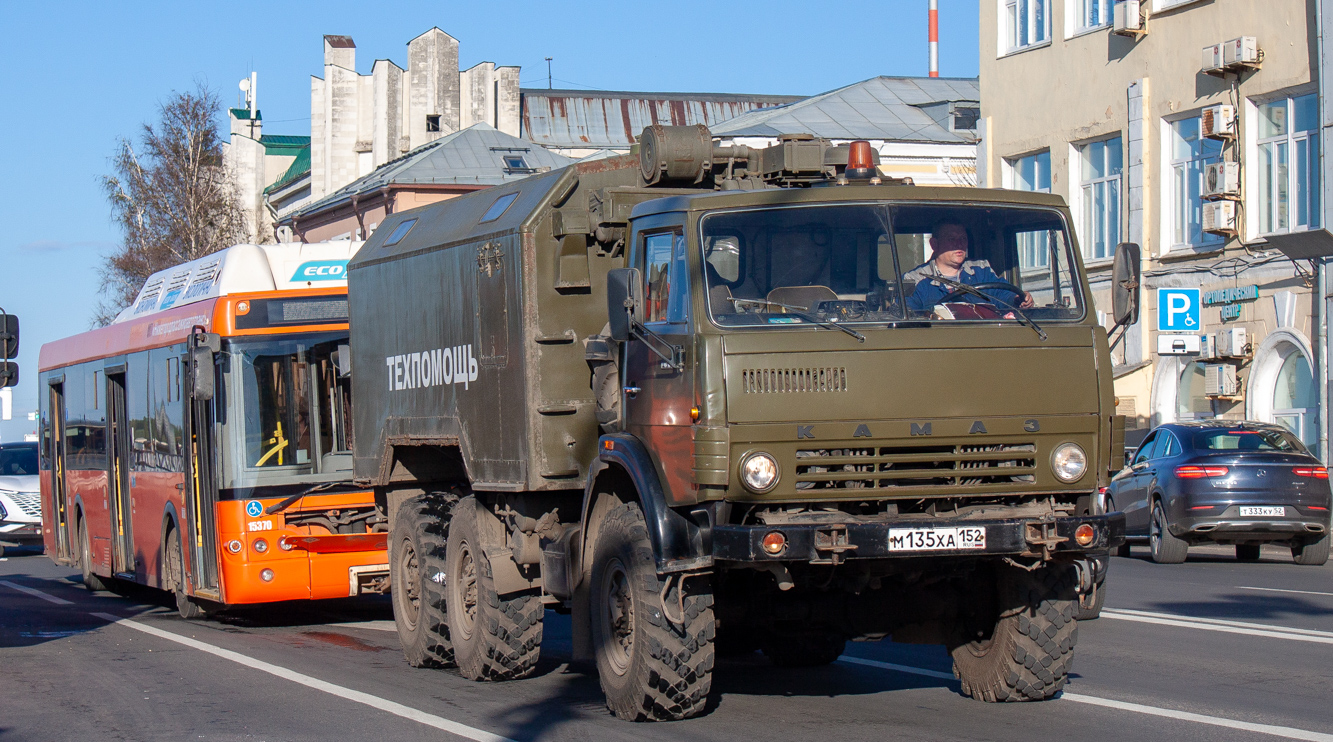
left=1149, top=502, right=1188, bottom=564
left=762, top=631, right=846, bottom=667
left=1293, top=534, right=1330, bottom=566
left=950, top=564, right=1078, bottom=702
left=78, top=518, right=110, bottom=592
left=166, top=529, right=207, bottom=620
left=591, top=502, right=714, bottom=721
left=391, top=495, right=455, bottom=668
left=446, top=496, right=542, bottom=681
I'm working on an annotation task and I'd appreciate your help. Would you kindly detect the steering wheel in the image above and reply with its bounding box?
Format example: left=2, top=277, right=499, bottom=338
left=939, top=281, right=1025, bottom=305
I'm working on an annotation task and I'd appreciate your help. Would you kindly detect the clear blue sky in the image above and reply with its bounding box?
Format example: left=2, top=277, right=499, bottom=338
left=0, top=0, right=979, bottom=440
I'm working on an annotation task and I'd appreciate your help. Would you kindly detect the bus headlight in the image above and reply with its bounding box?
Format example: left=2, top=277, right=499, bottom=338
left=740, top=452, right=779, bottom=493
left=1051, top=443, right=1088, bottom=483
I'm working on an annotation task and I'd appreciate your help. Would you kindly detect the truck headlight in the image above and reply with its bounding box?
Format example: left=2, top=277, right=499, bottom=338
left=1052, top=443, right=1088, bottom=483
left=740, top=452, right=779, bottom=493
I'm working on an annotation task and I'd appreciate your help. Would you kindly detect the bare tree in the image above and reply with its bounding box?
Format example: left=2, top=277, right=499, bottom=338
left=96, top=83, right=246, bottom=325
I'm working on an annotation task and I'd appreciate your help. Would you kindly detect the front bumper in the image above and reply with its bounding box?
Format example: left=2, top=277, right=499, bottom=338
left=713, top=512, right=1124, bottom=563
left=0, top=521, right=44, bottom=546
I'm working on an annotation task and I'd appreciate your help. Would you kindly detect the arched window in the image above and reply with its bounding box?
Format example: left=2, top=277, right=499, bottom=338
left=1176, top=361, right=1213, bottom=420
left=1272, top=350, right=1317, bottom=448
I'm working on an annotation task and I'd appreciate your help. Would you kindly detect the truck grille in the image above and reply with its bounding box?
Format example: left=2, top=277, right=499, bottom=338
left=794, top=443, right=1037, bottom=490
left=741, top=367, right=847, bottom=394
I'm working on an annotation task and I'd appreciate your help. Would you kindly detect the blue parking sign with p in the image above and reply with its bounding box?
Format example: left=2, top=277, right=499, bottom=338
left=1157, top=288, right=1200, bottom=332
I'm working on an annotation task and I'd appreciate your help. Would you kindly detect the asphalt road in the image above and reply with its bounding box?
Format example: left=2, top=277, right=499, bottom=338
left=2, top=543, right=1330, bottom=742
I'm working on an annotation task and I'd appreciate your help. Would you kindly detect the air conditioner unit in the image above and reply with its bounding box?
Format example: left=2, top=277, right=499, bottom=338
left=1199, top=333, right=1216, bottom=359
left=1202, top=43, right=1224, bottom=73
left=1203, top=161, right=1241, bottom=199
left=1113, top=0, right=1144, bottom=36
left=1222, top=36, right=1260, bottom=68
left=1216, top=327, right=1248, bottom=357
left=1205, top=363, right=1239, bottom=396
left=1201, top=104, right=1236, bottom=139
left=1202, top=201, right=1237, bottom=235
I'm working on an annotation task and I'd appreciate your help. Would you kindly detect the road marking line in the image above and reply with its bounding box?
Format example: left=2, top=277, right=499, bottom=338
left=1238, top=585, right=1333, bottom=598
left=0, top=579, right=73, bottom=605
left=1102, top=609, right=1333, bottom=643
left=89, top=613, right=515, bottom=742
left=328, top=620, right=397, bottom=632
left=839, top=656, right=1333, bottom=741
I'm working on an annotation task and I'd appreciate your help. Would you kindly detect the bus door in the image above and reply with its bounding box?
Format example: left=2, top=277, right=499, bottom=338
left=47, top=379, right=72, bottom=562
left=183, top=333, right=221, bottom=594
left=105, top=370, right=135, bottom=575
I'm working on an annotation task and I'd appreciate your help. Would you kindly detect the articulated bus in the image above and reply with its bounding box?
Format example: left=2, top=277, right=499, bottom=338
left=38, top=241, right=389, bottom=618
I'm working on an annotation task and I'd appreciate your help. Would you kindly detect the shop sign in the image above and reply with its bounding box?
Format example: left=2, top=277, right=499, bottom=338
left=1202, top=285, right=1259, bottom=306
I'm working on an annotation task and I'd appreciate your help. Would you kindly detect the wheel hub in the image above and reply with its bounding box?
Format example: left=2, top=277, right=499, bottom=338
left=601, top=560, right=634, bottom=676
left=398, top=538, right=421, bottom=630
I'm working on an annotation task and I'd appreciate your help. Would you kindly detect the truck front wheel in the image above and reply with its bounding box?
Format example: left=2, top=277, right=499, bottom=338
left=591, top=502, right=714, bottom=721
left=950, top=564, right=1078, bottom=702
left=391, top=495, right=455, bottom=668
left=445, top=496, right=542, bottom=681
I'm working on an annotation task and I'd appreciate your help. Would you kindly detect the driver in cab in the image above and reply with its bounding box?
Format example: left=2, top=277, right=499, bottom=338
left=904, top=223, right=1034, bottom=316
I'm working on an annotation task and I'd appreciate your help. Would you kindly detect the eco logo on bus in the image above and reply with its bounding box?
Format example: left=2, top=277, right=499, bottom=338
left=291, top=260, right=349, bottom=282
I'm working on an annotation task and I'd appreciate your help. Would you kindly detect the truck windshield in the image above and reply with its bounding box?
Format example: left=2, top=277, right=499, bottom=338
left=701, top=203, right=1084, bottom=327
left=217, top=332, right=354, bottom=493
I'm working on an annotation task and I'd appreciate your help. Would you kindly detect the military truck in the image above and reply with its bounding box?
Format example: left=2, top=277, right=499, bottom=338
left=346, top=126, right=1132, bottom=721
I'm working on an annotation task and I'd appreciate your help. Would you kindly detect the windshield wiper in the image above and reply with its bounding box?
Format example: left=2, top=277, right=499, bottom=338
left=926, top=277, right=1047, bottom=342
left=727, top=297, right=866, bottom=342
left=264, top=481, right=340, bottom=515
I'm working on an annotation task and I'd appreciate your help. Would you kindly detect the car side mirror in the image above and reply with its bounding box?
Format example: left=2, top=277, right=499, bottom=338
left=606, top=268, right=640, bottom=343
left=1112, top=242, right=1140, bottom=328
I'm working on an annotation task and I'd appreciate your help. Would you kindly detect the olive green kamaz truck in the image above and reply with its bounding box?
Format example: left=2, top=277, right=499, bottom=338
left=346, top=126, right=1132, bottom=721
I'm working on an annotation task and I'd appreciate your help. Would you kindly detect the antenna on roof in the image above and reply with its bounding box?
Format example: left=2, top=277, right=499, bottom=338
left=545, top=57, right=553, bottom=90
left=928, top=0, right=939, bottom=77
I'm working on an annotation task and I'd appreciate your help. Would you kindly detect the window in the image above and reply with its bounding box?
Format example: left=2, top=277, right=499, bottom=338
left=1079, top=137, right=1122, bottom=261
left=1176, top=360, right=1214, bottom=420
left=480, top=193, right=518, bottom=223
left=1073, top=0, right=1110, bottom=31
left=1003, top=0, right=1049, bottom=52
left=381, top=218, right=416, bottom=247
left=1161, top=431, right=1181, bottom=457
left=1257, top=94, right=1320, bottom=234
left=643, top=232, right=689, bottom=324
left=1010, top=151, right=1051, bottom=269
left=425, top=114, right=441, bottom=133
left=502, top=156, right=531, bottom=173
left=1169, top=117, right=1223, bottom=249
left=953, top=106, right=980, bottom=131
left=1272, top=349, right=1317, bottom=448
left=1132, top=431, right=1158, bottom=464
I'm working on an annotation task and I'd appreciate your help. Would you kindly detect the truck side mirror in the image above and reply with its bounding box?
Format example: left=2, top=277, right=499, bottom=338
left=0, top=313, right=17, bottom=360
left=190, top=347, right=215, bottom=401
left=606, top=268, right=640, bottom=343
left=1111, top=242, right=1140, bottom=328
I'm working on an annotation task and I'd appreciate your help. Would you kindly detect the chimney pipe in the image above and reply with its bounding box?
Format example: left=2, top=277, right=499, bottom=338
left=929, top=0, right=939, bottom=77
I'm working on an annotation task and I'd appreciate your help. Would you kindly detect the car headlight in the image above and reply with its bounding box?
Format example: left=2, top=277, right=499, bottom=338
left=1051, top=443, right=1088, bottom=483
left=740, top=452, right=779, bottom=493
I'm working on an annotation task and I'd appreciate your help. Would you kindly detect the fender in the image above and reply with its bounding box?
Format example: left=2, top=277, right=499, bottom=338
left=582, top=433, right=710, bottom=574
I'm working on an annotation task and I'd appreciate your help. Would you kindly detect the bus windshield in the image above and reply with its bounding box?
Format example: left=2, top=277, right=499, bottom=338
left=217, top=332, right=354, bottom=493
left=701, top=202, right=1085, bottom=328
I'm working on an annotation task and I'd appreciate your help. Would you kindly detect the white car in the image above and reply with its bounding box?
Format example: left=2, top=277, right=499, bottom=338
left=0, top=442, right=42, bottom=556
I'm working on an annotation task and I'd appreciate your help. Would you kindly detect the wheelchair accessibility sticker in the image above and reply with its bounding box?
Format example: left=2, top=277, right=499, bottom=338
left=1157, top=288, right=1200, bottom=332
left=245, top=500, right=264, bottom=518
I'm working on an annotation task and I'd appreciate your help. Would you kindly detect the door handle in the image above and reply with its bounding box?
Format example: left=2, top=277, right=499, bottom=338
left=623, top=385, right=640, bottom=398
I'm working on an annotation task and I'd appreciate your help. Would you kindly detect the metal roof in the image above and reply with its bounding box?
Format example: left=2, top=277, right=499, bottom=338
left=520, top=88, right=804, bottom=150
left=709, top=76, right=980, bottom=143
left=285, top=123, right=575, bottom=219
left=260, top=134, right=310, bottom=158
left=265, top=145, right=311, bottom=194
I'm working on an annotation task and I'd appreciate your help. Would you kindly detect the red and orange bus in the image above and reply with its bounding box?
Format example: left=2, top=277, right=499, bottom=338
left=38, top=241, right=389, bottom=618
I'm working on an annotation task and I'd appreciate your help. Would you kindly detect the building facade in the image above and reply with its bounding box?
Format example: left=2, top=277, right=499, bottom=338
left=979, top=0, right=1325, bottom=456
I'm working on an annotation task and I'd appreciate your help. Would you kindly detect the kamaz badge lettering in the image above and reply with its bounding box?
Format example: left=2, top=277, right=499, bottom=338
left=292, top=260, right=348, bottom=281
left=387, top=345, right=479, bottom=391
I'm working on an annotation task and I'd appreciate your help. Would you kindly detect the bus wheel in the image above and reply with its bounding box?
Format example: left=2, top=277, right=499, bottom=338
left=167, top=530, right=207, bottom=620
left=591, top=501, right=714, bottom=721
left=391, top=495, right=455, bottom=668
left=950, top=564, right=1078, bottom=702
left=78, top=518, right=110, bottom=592
left=445, top=496, right=542, bottom=681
